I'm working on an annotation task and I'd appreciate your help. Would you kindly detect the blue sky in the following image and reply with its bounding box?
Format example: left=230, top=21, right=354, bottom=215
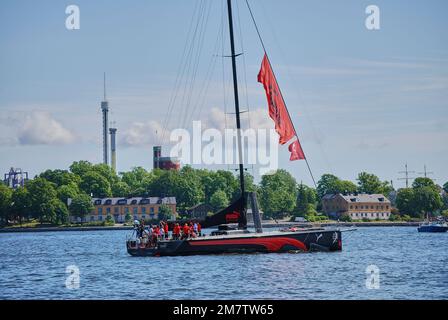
left=0, top=0, right=447, bottom=187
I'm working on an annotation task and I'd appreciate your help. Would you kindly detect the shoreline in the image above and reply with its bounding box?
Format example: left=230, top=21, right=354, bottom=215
left=0, top=221, right=422, bottom=234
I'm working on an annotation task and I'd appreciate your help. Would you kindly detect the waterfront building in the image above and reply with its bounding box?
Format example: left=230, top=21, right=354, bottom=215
left=185, top=203, right=214, bottom=220
left=68, top=197, right=177, bottom=223
left=153, top=146, right=180, bottom=170
left=322, top=193, right=391, bottom=220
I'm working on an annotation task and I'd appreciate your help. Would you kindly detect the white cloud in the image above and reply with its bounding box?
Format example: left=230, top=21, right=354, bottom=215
left=18, top=111, right=76, bottom=145
left=120, top=107, right=275, bottom=147
left=120, top=120, right=168, bottom=147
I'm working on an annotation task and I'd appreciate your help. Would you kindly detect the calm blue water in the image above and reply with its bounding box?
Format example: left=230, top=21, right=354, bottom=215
left=0, top=227, right=447, bottom=300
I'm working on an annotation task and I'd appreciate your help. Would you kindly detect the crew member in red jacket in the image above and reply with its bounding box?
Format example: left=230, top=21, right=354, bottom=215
left=197, top=222, right=202, bottom=237
left=182, top=223, right=190, bottom=240
left=173, top=223, right=181, bottom=240
left=163, top=222, right=169, bottom=239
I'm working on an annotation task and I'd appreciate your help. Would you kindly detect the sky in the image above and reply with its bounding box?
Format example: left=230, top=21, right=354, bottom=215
left=0, top=0, right=447, bottom=187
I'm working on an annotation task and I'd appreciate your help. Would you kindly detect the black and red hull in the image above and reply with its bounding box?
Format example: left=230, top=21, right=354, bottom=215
left=126, top=229, right=342, bottom=257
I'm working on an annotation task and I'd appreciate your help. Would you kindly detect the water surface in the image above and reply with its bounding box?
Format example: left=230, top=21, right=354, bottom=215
left=0, top=227, right=447, bottom=299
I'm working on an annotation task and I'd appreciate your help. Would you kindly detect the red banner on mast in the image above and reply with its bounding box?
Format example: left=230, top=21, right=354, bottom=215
left=257, top=54, right=295, bottom=145
left=258, top=53, right=306, bottom=161
left=288, top=139, right=306, bottom=161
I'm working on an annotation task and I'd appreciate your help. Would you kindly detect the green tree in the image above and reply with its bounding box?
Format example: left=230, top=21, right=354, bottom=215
left=121, top=167, right=153, bottom=197
left=105, top=214, right=115, bottom=225
left=259, top=169, right=297, bottom=219
left=69, top=193, right=94, bottom=223
left=357, top=172, right=392, bottom=194
left=79, top=172, right=112, bottom=198
left=26, top=178, right=59, bottom=223
left=10, top=187, right=31, bottom=224
left=396, top=188, right=416, bottom=217
left=337, top=180, right=358, bottom=195
left=294, top=183, right=317, bottom=217
left=146, top=169, right=203, bottom=209
left=69, top=160, right=94, bottom=177
left=210, top=190, right=229, bottom=210
left=57, top=183, right=80, bottom=206
left=411, top=178, right=442, bottom=218
left=443, top=181, right=448, bottom=193
left=413, top=186, right=443, bottom=218
left=52, top=198, right=69, bottom=225
left=39, top=169, right=80, bottom=188
left=0, top=184, right=12, bottom=225
left=412, top=177, right=438, bottom=190
left=111, top=181, right=130, bottom=197
left=158, top=204, right=173, bottom=221
left=316, top=174, right=341, bottom=199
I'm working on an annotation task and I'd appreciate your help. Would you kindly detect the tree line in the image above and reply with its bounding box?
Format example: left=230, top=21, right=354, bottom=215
left=0, top=160, right=447, bottom=226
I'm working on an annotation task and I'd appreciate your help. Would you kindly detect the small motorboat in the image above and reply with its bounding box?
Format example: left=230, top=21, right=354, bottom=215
left=417, top=221, right=448, bottom=233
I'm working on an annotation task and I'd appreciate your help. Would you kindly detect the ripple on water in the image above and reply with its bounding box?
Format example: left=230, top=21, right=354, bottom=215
left=0, top=227, right=447, bottom=299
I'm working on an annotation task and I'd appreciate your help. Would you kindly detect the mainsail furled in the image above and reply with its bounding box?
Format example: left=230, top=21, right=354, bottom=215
left=202, top=193, right=247, bottom=228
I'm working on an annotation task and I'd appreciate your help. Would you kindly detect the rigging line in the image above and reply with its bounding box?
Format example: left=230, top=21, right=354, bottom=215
left=176, top=0, right=207, bottom=132
left=257, top=0, right=333, bottom=177
left=245, top=0, right=317, bottom=188
left=181, top=0, right=213, bottom=129
left=194, top=23, right=223, bottom=125
left=171, top=0, right=205, bottom=135
left=236, top=0, right=255, bottom=179
left=182, top=0, right=214, bottom=129
left=160, top=0, right=201, bottom=144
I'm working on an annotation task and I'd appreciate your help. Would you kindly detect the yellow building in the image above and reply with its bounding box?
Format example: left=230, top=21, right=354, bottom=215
left=69, top=197, right=177, bottom=223
left=322, top=194, right=391, bottom=220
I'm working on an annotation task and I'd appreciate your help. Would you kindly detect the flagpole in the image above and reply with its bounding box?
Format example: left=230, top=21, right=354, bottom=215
left=246, top=0, right=317, bottom=188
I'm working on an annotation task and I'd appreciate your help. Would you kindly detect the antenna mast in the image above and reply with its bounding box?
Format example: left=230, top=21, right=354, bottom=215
left=418, top=164, right=435, bottom=179
left=398, top=163, right=415, bottom=188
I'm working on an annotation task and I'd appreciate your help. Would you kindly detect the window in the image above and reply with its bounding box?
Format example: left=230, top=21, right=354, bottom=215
left=141, top=207, right=146, bottom=214
left=125, top=207, right=129, bottom=214
left=117, top=199, right=127, bottom=205
left=371, top=206, right=374, bottom=209
left=131, top=199, right=138, bottom=205
left=150, top=207, right=154, bottom=214
left=90, top=216, right=94, bottom=221
left=98, top=215, right=103, bottom=221
left=94, top=200, right=102, bottom=205
left=106, top=207, right=111, bottom=214
left=134, top=215, right=138, bottom=220
left=386, top=205, right=389, bottom=209
left=114, top=207, right=119, bottom=214
left=133, top=207, right=138, bottom=214
left=140, top=199, right=150, bottom=205
left=350, top=205, right=353, bottom=209
left=361, top=206, right=364, bottom=209
left=98, top=208, right=103, bottom=215
left=142, top=215, right=146, bottom=220
left=105, top=199, right=112, bottom=205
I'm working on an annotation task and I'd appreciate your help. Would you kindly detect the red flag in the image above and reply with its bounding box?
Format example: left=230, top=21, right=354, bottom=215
left=288, top=139, right=305, bottom=161
left=258, top=54, right=295, bottom=145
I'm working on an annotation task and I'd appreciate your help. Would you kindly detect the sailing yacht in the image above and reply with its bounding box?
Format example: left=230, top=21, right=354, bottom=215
left=126, top=0, right=342, bottom=257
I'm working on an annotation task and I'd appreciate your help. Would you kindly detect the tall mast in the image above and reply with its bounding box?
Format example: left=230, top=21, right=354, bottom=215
left=226, top=0, right=245, bottom=197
